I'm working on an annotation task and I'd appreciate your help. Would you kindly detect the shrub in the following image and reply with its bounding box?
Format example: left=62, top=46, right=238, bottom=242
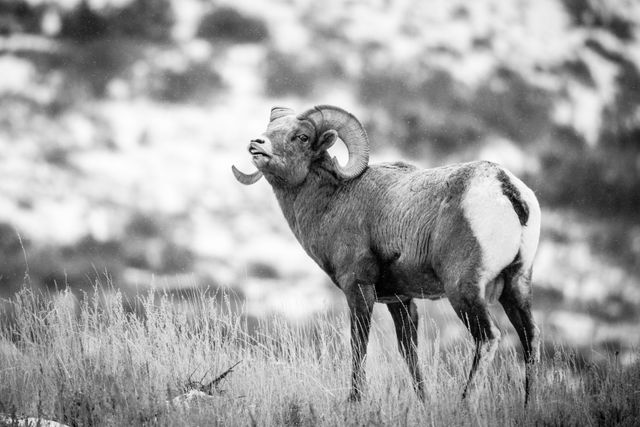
left=196, top=7, right=269, bottom=43
left=111, top=0, right=175, bottom=42
left=158, top=243, right=194, bottom=274
left=0, top=0, right=44, bottom=35
left=472, top=67, right=553, bottom=144
left=264, top=51, right=318, bottom=97
left=561, top=0, right=635, bottom=40
left=122, top=213, right=194, bottom=273
left=34, top=236, right=124, bottom=291
left=560, top=57, right=596, bottom=87
left=599, top=58, right=640, bottom=151
left=125, top=213, right=161, bottom=239
left=67, top=38, right=142, bottom=97
left=533, top=140, right=640, bottom=217
left=59, top=0, right=175, bottom=43
left=149, top=62, right=223, bottom=103
left=59, top=0, right=109, bottom=42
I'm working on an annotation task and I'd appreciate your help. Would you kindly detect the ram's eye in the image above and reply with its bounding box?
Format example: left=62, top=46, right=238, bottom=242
left=297, top=134, right=309, bottom=142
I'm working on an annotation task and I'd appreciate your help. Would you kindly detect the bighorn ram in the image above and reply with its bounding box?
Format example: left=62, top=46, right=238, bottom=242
left=232, top=105, right=541, bottom=403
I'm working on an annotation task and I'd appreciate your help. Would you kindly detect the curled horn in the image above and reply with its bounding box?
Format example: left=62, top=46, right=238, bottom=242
left=270, top=107, right=294, bottom=122
left=231, top=165, right=263, bottom=185
left=298, top=105, right=370, bottom=180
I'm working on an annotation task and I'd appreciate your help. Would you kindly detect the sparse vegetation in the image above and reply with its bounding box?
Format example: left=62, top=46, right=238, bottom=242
left=357, top=65, right=486, bottom=156
left=1, top=286, right=639, bottom=426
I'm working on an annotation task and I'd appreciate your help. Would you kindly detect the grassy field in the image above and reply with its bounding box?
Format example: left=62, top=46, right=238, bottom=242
left=1, top=287, right=639, bottom=426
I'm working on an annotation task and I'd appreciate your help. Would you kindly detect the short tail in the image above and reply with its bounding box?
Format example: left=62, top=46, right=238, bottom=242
left=497, top=169, right=529, bottom=226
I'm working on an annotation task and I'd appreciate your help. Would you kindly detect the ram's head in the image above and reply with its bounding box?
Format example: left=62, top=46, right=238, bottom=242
left=232, top=105, right=370, bottom=187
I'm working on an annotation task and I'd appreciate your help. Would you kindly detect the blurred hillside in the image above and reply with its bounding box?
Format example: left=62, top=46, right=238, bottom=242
left=1, top=0, right=639, bottom=359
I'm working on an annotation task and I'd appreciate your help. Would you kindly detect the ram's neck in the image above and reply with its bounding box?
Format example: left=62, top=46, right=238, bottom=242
left=271, top=163, right=342, bottom=244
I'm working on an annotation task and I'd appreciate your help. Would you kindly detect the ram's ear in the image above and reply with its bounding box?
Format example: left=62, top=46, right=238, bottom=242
left=314, top=129, right=338, bottom=152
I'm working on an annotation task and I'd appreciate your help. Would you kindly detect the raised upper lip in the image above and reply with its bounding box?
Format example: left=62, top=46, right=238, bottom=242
left=248, top=142, right=271, bottom=157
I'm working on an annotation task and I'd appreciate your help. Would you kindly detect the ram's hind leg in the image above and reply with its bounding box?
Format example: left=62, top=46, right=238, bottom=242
left=433, top=210, right=501, bottom=403
left=387, top=299, right=424, bottom=400
left=446, top=273, right=501, bottom=404
left=499, top=266, right=540, bottom=405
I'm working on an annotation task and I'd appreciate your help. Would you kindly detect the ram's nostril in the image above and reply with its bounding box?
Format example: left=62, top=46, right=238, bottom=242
left=251, top=138, right=265, bottom=144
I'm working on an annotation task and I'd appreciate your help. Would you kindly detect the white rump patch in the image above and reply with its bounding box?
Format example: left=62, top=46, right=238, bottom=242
left=462, top=173, right=522, bottom=285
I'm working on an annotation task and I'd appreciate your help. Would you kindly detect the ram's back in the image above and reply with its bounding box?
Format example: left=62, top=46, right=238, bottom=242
left=363, top=160, right=480, bottom=260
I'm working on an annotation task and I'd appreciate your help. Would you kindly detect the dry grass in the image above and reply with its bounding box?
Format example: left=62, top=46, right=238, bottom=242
left=1, top=286, right=639, bottom=426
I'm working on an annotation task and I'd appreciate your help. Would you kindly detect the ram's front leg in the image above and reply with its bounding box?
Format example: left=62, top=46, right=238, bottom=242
left=344, top=280, right=376, bottom=401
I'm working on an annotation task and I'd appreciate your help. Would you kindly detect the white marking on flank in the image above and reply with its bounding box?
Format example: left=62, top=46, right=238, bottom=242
left=462, top=171, right=521, bottom=284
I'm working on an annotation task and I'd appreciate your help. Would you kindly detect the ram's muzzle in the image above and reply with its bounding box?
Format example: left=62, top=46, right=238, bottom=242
left=231, top=136, right=272, bottom=185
